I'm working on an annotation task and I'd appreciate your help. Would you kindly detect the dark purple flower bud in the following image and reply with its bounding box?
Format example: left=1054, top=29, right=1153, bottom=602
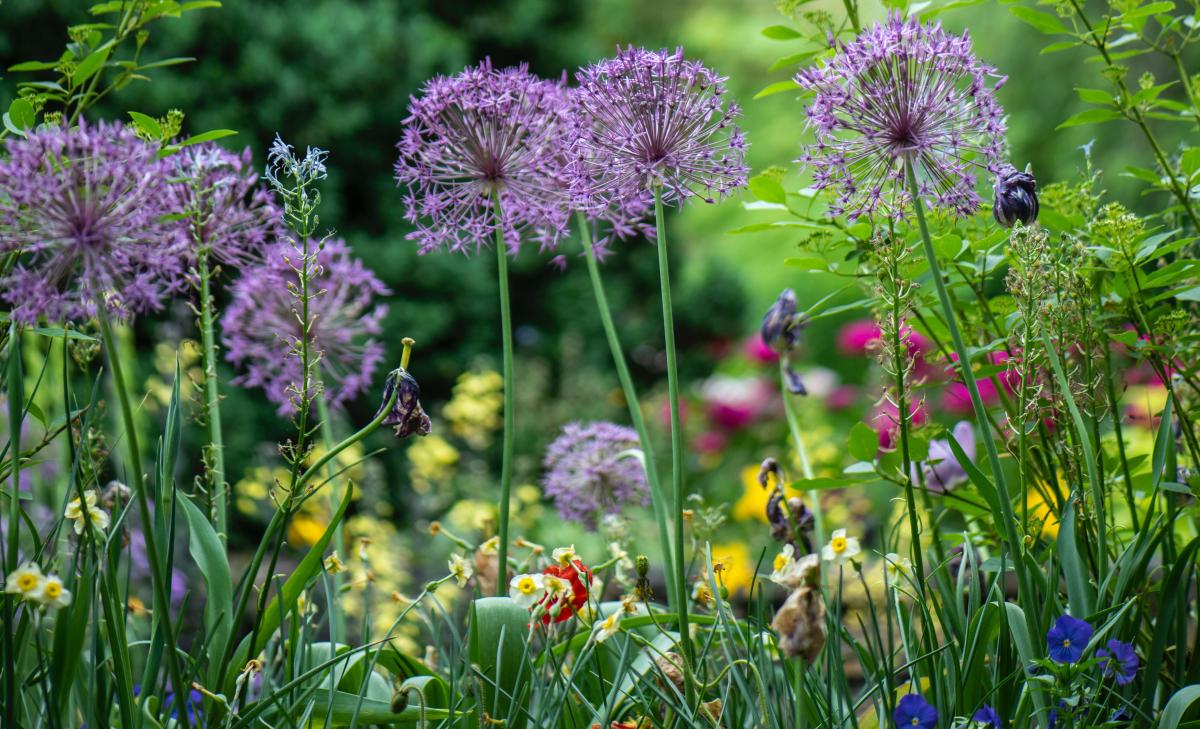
left=993, top=164, right=1039, bottom=227
left=783, top=365, right=808, bottom=396
left=377, top=367, right=431, bottom=439
left=760, top=289, right=800, bottom=352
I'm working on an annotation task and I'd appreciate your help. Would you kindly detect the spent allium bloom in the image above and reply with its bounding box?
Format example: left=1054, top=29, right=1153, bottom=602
left=1047, top=614, right=1093, bottom=663
left=394, top=59, right=573, bottom=256
left=796, top=13, right=1007, bottom=221
left=376, top=367, right=432, bottom=439
left=1097, top=639, right=1139, bottom=685
left=169, top=143, right=282, bottom=268
left=572, top=46, right=748, bottom=212
left=541, top=422, right=649, bottom=531
left=993, top=163, right=1039, bottom=227
left=893, top=695, right=939, bottom=729
left=0, top=120, right=184, bottom=323
left=221, top=239, right=390, bottom=414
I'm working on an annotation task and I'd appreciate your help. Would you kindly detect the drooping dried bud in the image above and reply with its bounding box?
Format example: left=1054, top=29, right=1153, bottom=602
left=783, top=365, right=807, bottom=395
left=760, top=289, right=802, bottom=352
left=771, top=585, right=826, bottom=662
left=993, top=164, right=1038, bottom=228
left=766, top=493, right=814, bottom=553
left=700, top=698, right=723, bottom=727
left=376, top=366, right=431, bottom=439
left=654, top=652, right=685, bottom=693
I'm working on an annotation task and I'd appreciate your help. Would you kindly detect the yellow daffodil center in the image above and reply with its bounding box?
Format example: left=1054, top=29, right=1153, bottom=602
left=16, top=573, right=37, bottom=591
left=773, top=553, right=789, bottom=571
left=831, top=537, right=847, bottom=553
left=518, top=577, right=536, bottom=595
left=44, top=582, right=61, bottom=599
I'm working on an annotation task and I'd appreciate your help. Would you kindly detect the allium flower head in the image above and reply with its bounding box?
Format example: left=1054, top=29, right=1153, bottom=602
left=221, top=239, right=390, bottom=414
left=395, top=59, right=573, bottom=256
left=796, top=14, right=1007, bottom=221
left=1046, top=614, right=1093, bottom=663
left=572, top=46, right=749, bottom=211
left=1097, top=639, right=1139, bottom=685
left=0, top=120, right=184, bottom=323
left=169, top=142, right=282, bottom=268
left=541, top=422, right=649, bottom=531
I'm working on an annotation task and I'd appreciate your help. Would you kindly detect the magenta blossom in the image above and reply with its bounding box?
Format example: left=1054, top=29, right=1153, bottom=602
left=869, top=398, right=929, bottom=451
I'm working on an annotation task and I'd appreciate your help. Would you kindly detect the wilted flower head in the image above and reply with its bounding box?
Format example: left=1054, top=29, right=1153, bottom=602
left=376, top=366, right=432, bottom=439
left=0, top=120, right=184, bottom=323
left=572, top=46, right=748, bottom=212
left=796, top=13, right=1007, bottom=221
left=993, top=163, right=1039, bottom=227
left=221, top=239, right=390, bottom=414
left=169, top=142, right=282, bottom=268
left=770, top=583, right=826, bottom=661
left=395, top=59, right=573, bottom=256
left=541, top=422, right=649, bottom=531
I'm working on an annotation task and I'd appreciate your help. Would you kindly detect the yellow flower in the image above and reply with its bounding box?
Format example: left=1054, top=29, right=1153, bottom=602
left=552, top=545, right=578, bottom=567
left=479, top=536, right=500, bottom=555
left=709, top=541, right=754, bottom=597
left=33, top=574, right=71, bottom=609
left=1026, top=485, right=1062, bottom=540
left=508, top=573, right=546, bottom=608
left=592, top=612, right=622, bottom=643
left=323, top=552, right=346, bottom=575
left=821, top=529, right=861, bottom=564
left=883, top=553, right=913, bottom=583
left=408, top=435, right=460, bottom=493
left=448, top=553, right=473, bottom=588
left=731, top=465, right=801, bottom=523
left=64, top=489, right=109, bottom=535
left=289, top=514, right=328, bottom=547
left=444, top=370, right=504, bottom=448
left=4, top=563, right=44, bottom=597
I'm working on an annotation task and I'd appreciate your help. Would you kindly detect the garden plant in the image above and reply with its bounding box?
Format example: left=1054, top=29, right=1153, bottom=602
left=2, top=0, right=1200, bottom=727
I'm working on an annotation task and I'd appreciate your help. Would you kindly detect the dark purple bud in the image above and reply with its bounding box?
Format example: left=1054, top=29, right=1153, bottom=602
left=761, top=288, right=803, bottom=352
left=993, top=164, right=1038, bottom=228
left=376, top=367, right=431, bottom=439
left=784, top=364, right=808, bottom=396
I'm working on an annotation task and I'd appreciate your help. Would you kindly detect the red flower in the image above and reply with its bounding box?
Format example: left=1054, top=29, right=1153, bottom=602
left=538, top=559, right=592, bottom=624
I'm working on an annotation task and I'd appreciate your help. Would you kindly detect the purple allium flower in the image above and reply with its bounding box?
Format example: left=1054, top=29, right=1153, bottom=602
left=168, top=143, right=282, bottom=268
left=795, top=13, right=1007, bottom=221
left=541, top=421, right=649, bottom=531
left=0, top=120, right=184, bottom=323
left=221, top=239, right=390, bottom=414
left=893, top=694, right=938, bottom=729
left=912, top=420, right=975, bottom=492
left=571, top=47, right=749, bottom=212
left=1047, top=614, right=1093, bottom=663
left=973, top=704, right=1002, bottom=728
left=394, top=59, right=573, bottom=256
left=1097, top=639, right=1139, bottom=685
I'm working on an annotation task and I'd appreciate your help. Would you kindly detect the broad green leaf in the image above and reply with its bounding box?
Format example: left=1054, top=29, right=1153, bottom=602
left=848, top=422, right=878, bottom=462
left=1058, top=500, right=1096, bottom=617
left=307, top=690, right=451, bottom=725
left=9, top=60, right=61, bottom=71
left=1161, top=685, right=1200, bottom=728
left=128, top=111, right=162, bottom=140
left=753, top=80, right=800, bottom=100
left=761, top=25, right=803, bottom=40
left=7, top=98, right=35, bottom=130
left=181, top=0, right=223, bottom=9
left=748, top=175, right=787, bottom=204
left=179, top=495, right=232, bottom=686
left=1010, top=6, right=1070, bottom=34
left=1056, top=108, right=1122, bottom=129
left=1075, top=87, right=1114, bottom=105
left=72, top=44, right=112, bottom=86
left=468, top=597, right=532, bottom=729
left=178, top=128, right=237, bottom=147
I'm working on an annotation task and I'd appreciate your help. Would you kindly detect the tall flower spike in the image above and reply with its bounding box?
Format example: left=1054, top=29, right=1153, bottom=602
left=221, top=238, right=390, bottom=414
left=541, top=422, right=649, bottom=531
left=0, top=120, right=184, bottom=323
left=572, top=46, right=749, bottom=211
left=169, top=143, right=283, bottom=268
left=394, top=60, right=574, bottom=256
left=796, top=13, right=1007, bottom=221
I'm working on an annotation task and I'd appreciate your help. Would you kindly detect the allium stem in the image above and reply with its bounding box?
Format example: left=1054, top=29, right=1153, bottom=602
left=578, top=212, right=677, bottom=609
left=494, top=194, right=516, bottom=597
left=96, top=301, right=191, bottom=729
left=197, top=252, right=228, bottom=543
left=652, top=188, right=696, bottom=702
left=904, top=161, right=1040, bottom=641
left=316, top=391, right=346, bottom=641
left=3, top=323, right=21, bottom=729
left=779, top=363, right=823, bottom=547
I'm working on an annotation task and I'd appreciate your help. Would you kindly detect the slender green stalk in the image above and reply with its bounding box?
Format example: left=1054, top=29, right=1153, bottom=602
left=779, top=364, right=823, bottom=547
left=904, top=162, right=1041, bottom=645
left=493, top=196, right=516, bottom=597
left=95, top=305, right=191, bottom=729
left=652, top=188, right=696, bottom=704
left=315, top=393, right=344, bottom=640
left=578, top=214, right=677, bottom=608
left=4, top=323, right=21, bottom=729
left=197, top=252, right=229, bottom=543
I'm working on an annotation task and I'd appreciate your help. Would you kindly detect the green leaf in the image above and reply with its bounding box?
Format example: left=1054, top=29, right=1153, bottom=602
left=753, top=80, right=800, bottom=100
left=177, top=128, right=237, bottom=147
left=1058, top=499, right=1096, bottom=617
left=848, top=422, right=878, bottom=462
left=179, top=495, right=232, bottom=687
left=1056, top=108, right=1122, bottom=129
left=1161, top=686, right=1200, bottom=728
left=72, top=44, right=112, bottom=86
left=1120, top=1, right=1174, bottom=21
left=748, top=175, right=787, bottom=204
left=1010, top=6, right=1070, bottom=34
left=1075, top=87, right=1114, bottom=105
left=468, top=597, right=532, bottom=729
left=1040, top=40, right=1080, bottom=54
left=127, top=111, right=162, bottom=140
left=181, top=0, right=223, bottom=10
left=6, top=99, right=35, bottom=131
left=307, top=690, right=451, bottom=725
left=761, top=25, right=803, bottom=39
left=9, top=60, right=61, bottom=71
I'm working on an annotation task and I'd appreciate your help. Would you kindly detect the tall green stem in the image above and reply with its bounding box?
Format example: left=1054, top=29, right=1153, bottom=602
left=316, top=393, right=345, bottom=640
left=3, top=323, right=21, bottom=729
left=652, top=189, right=696, bottom=703
left=579, top=215, right=677, bottom=608
left=779, top=365, right=823, bottom=547
left=95, top=305, right=191, bottom=729
left=197, top=252, right=228, bottom=543
left=494, top=196, right=516, bottom=597
left=904, top=162, right=1041, bottom=643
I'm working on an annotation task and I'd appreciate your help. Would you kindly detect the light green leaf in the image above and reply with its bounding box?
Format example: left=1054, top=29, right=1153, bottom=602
left=753, top=80, right=800, bottom=100
left=72, top=44, right=112, bottom=86
left=1056, top=108, right=1122, bottom=129
left=848, top=422, right=878, bottom=462
left=761, top=25, right=803, bottom=40
left=748, top=175, right=787, bottom=204
left=178, top=128, right=237, bottom=146
left=128, top=111, right=162, bottom=140
left=179, top=495, right=233, bottom=686
left=1010, top=6, right=1070, bottom=34
left=1161, top=686, right=1200, bottom=729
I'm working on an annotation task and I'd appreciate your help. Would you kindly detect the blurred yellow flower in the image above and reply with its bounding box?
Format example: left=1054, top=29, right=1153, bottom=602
left=1026, top=482, right=1063, bottom=541
left=445, top=499, right=496, bottom=533
left=709, top=541, right=754, bottom=596
left=407, top=435, right=459, bottom=493
left=732, top=465, right=800, bottom=523
left=290, top=514, right=328, bottom=547
left=444, top=370, right=503, bottom=449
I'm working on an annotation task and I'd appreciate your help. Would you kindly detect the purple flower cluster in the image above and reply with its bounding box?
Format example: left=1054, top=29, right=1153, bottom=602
left=169, top=143, right=283, bottom=268
left=572, top=46, right=748, bottom=210
left=394, top=60, right=574, bottom=256
left=221, top=239, right=390, bottom=414
left=541, top=421, right=649, bottom=530
left=796, top=14, right=1007, bottom=221
left=0, top=121, right=185, bottom=323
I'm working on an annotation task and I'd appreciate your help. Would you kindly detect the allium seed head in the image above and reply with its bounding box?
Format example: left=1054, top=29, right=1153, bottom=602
left=221, top=239, right=390, bottom=414
left=168, top=143, right=283, bottom=269
left=394, top=59, right=574, bottom=256
left=541, top=422, right=649, bottom=531
left=0, top=120, right=185, bottom=323
left=571, top=46, right=749, bottom=211
left=796, top=14, right=1007, bottom=221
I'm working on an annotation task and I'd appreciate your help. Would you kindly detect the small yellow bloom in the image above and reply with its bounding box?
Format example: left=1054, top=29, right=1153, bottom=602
left=709, top=542, right=754, bottom=596
left=821, top=528, right=861, bottom=565
left=33, top=574, right=72, bottom=609
left=691, top=580, right=714, bottom=607
left=552, top=545, right=577, bottom=567
left=884, top=552, right=913, bottom=582
left=508, top=573, right=547, bottom=609
left=4, top=563, right=44, bottom=597
left=592, top=612, right=622, bottom=643
left=448, top=553, right=473, bottom=588
left=323, top=552, right=345, bottom=575
left=479, top=536, right=500, bottom=555
left=64, top=489, right=109, bottom=535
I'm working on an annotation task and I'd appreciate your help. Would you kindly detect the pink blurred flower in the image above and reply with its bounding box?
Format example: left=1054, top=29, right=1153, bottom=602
left=744, top=334, right=780, bottom=364
left=868, top=398, right=929, bottom=450
left=693, top=430, right=728, bottom=454
left=826, top=385, right=859, bottom=411
left=700, top=375, right=774, bottom=430
left=837, top=319, right=881, bottom=356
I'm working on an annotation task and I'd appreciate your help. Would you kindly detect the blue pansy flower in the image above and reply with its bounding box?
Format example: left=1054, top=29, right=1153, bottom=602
left=1046, top=614, right=1093, bottom=663
left=1097, top=639, right=1139, bottom=685
left=894, top=694, right=938, bottom=729
left=972, top=704, right=1002, bottom=727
